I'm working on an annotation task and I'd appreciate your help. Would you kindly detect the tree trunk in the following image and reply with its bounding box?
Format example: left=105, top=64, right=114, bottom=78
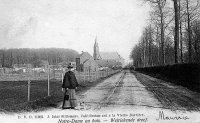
left=180, top=21, right=183, bottom=63
left=148, top=27, right=153, bottom=66
left=179, top=0, right=183, bottom=63
left=145, top=29, right=149, bottom=67
left=139, top=41, right=143, bottom=67
left=186, top=0, right=192, bottom=63
left=159, top=6, right=165, bottom=65
left=156, top=26, right=160, bottom=65
left=143, top=39, right=146, bottom=67
left=173, top=0, right=179, bottom=63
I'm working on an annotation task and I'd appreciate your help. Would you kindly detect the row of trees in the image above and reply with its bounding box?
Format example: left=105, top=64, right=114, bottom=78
left=130, top=0, right=200, bottom=67
left=0, top=48, right=79, bottom=68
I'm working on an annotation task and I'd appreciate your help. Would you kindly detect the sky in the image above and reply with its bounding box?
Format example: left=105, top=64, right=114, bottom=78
left=0, top=0, right=150, bottom=62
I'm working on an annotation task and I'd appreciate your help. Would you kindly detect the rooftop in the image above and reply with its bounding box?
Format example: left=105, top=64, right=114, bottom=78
left=100, top=52, right=124, bottom=60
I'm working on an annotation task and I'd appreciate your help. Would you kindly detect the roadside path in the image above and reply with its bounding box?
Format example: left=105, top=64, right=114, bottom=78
left=59, top=70, right=164, bottom=111
left=58, top=70, right=200, bottom=111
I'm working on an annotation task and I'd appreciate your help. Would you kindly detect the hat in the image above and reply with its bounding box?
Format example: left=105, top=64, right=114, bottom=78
left=67, top=63, right=73, bottom=68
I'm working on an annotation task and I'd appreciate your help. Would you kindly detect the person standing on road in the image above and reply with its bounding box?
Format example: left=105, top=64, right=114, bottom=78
left=62, top=63, right=79, bottom=109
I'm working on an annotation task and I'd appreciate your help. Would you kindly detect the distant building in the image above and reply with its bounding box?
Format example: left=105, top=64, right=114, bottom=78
left=96, top=60, right=122, bottom=69
left=93, top=37, right=101, bottom=60
left=76, top=37, right=124, bottom=72
left=82, top=59, right=99, bottom=72
left=98, top=52, right=125, bottom=65
left=76, top=52, right=98, bottom=72
left=93, top=38, right=125, bottom=67
left=13, top=64, right=33, bottom=68
left=13, top=63, right=33, bottom=73
left=0, top=68, right=4, bottom=74
left=33, top=60, right=49, bottom=72
left=0, top=67, right=13, bottom=74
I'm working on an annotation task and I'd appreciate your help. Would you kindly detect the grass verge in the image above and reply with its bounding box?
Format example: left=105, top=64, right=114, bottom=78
left=0, top=71, right=121, bottom=113
left=131, top=70, right=200, bottom=111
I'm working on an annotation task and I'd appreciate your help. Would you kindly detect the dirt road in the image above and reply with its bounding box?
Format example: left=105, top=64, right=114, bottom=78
left=61, top=70, right=200, bottom=111
left=5, top=70, right=200, bottom=123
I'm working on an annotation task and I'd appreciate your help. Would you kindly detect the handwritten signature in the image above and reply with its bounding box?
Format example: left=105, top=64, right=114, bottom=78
left=156, top=111, right=190, bottom=121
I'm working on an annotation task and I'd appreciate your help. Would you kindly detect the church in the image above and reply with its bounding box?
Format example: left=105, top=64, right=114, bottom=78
left=93, top=38, right=125, bottom=68
left=76, top=37, right=124, bottom=72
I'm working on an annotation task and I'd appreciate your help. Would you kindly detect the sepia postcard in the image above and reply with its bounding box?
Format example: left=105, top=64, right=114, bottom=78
left=0, top=0, right=200, bottom=123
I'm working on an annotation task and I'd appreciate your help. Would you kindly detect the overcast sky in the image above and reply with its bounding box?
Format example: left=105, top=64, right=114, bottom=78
left=0, top=0, right=150, bottom=62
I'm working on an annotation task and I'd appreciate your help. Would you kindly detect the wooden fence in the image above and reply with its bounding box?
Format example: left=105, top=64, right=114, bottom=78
left=75, top=70, right=119, bottom=83
left=0, top=69, right=120, bottom=82
left=0, top=69, right=121, bottom=102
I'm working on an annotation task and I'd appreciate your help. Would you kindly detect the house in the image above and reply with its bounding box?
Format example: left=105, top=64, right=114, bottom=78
left=96, top=60, right=122, bottom=70
left=33, top=60, right=49, bottom=72
left=97, top=52, right=125, bottom=65
left=0, top=68, right=4, bottom=74
left=83, top=59, right=99, bottom=72
left=0, top=67, right=13, bottom=74
left=76, top=52, right=99, bottom=72
left=13, top=64, right=33, bottom=73
left=13, top=64, right=33, bottom=68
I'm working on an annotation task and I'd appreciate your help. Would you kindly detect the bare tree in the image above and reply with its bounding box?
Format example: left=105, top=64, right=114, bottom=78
left=179, top=0, right=183, bottom=63
left=185, top=0, right=192, bottom=62
left=131, top=0, right=200, bottom=67
left=191, top=20, right=200, bottom=63
left=145, top=0, right=167, bottom=65
left=172, top=0, right=179, bottom=63
left=148, top=25, right=154, bottom=66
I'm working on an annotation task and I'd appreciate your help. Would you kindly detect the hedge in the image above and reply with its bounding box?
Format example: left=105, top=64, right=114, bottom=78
left=135, top=63, right=200, bottom=91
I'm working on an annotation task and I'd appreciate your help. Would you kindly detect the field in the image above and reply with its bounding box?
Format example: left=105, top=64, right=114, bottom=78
left=0, top=70, right=120, bottom=113
left=0, top=79, right=62, bottom=112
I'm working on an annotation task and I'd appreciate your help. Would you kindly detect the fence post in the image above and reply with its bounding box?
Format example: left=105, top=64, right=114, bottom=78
left=95, top=72, right=97, bottom=80
left=61, top=68, right=64, bottom=83
left=28, top=78, right=30, bottom=101
left=61, top=73, right=63, bottom=83
left=48, top=67, right=50, bottom=96
left=79, top=72, right=81, bottom=82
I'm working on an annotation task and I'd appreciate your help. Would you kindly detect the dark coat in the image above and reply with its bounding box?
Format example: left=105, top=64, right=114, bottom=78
left=62, top=71, right=79, bottom=89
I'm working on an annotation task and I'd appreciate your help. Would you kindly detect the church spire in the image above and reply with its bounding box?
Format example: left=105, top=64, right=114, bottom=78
left=94, top=36, right=98, bottom=46
left=93, top=36, right=101, bottom=60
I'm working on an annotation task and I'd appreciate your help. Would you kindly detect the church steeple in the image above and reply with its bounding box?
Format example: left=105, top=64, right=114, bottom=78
left=93, top=36, right=101, bottom=60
